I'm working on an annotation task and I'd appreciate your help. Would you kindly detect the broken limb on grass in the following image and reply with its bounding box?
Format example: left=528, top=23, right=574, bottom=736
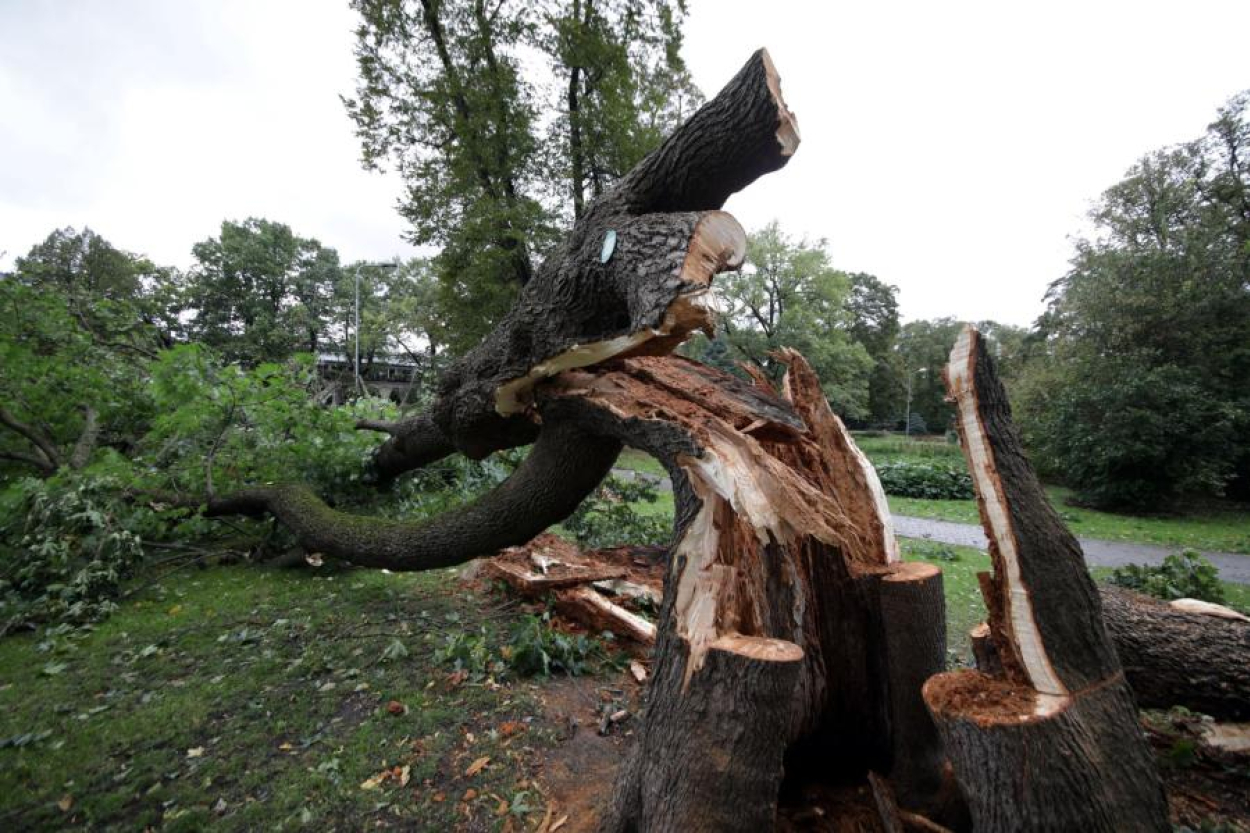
left=1094, top=587, right=1250, bottom=721
left=924, top=325, right=1168, bottom=832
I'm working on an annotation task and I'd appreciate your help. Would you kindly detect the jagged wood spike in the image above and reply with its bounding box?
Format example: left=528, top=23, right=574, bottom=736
left=923, top=325, right=1167, bottom=833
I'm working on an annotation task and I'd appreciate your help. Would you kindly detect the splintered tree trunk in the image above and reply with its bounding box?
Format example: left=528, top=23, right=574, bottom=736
left=531, top=353, right=948, bottom=831
left=923, top=326, right=1168, bottom=832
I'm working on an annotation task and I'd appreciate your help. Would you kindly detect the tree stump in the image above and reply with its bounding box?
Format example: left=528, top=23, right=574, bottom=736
left=530, top=353, right=947, bottom=830
left=922, top=325, right=1168, bottom=832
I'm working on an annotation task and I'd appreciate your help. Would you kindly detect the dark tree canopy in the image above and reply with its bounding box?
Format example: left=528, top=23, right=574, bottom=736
left=1017, top=90, right=1250, bottom=508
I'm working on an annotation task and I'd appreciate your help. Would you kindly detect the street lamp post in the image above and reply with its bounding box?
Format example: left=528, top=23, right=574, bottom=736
left=354, top=261, right=399, bottom=396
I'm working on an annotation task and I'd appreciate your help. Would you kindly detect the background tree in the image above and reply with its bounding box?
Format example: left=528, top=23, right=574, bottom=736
left=845, top=272, right=901, bottom=425
left=1, top=231, right=168, bottom=478
left=715, top=222, right=873, bottom=418
left=1016, top=90, right=1250, bottom=508
left=185, top=219, right=344, bottom=364
left=344, top=0, right=698, bottom=352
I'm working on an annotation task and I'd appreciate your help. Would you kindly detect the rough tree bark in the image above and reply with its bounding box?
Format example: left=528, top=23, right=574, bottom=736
left=922, top=326, right=1168, bottom=832
left=971, top=587, right=1250, bottom=722
left=526, top=353, right=947, bottom=831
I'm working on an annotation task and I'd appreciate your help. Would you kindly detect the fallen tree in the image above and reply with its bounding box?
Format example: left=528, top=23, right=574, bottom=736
left=972, top=587, right=1250, bottom=722
left=196, top=50, right=1214, bottom=832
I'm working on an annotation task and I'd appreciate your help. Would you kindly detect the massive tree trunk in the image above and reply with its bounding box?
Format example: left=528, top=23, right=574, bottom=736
left=204, top=51, right=1183, bottom=833
left=923, top=326, right=1168, bottom=832
left=535, top=353, right=949, bottom=831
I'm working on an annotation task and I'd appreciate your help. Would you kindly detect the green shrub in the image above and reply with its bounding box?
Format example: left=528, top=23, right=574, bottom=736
left=431, top=614, right=614, bottom=679
left=875, top=462, right=974, bottom=500
left=0, top=475, right=147, bottom=631
left=1107, top=550, right=1225, bottom=604
left=562, top=475, right=669, bottom=549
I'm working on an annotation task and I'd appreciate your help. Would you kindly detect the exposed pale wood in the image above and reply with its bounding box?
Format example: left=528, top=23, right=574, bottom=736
left=926, top=325, right=1167, bottom=832
left=554, top=586, right=656, bottom=645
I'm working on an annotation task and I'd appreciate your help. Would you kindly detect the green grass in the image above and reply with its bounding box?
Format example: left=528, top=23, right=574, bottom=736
left=0, top=566, right=567, bottom=831
left=616, top=449, right=667, bottom=479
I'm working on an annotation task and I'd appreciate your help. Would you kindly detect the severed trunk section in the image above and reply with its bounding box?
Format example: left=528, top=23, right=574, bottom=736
left=923, top=325, right=1167, bottom=832
left=970, top=587, right=1249, bottom=721
left=529, top=354, right=947, bottom=831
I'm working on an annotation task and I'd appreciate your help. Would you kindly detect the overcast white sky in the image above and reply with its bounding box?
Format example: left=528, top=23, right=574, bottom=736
left=2, top=1, right=1247, bottom=325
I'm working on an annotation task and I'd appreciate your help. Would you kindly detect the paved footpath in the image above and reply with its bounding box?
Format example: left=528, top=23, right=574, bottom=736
left=892, top=515, right=1250, bottom=585
left=610, top=468, right=1250, bottom=586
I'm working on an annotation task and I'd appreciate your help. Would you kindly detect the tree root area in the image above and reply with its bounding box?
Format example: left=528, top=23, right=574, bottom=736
left=475, top=550, right=1250, bottom=832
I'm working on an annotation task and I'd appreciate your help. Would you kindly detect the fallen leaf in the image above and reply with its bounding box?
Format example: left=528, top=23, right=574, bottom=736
left=464, top=756, right=490, bottom=777
left=278, top=742, right=293, bottom=751
left=499, top=721, right=526, bottom=738
left=360, top=771, right=388, bottom=791
left=186, top=747, right=205, bottom=758
left=629, top=660, right=647, bottom=683
left=167, top=605, right=183, bottom=616
left=398, top=765, right=411, bottom=787
left=432, top=792, right=446, bottom=803
left=57, top=795, right=73, bottom=812
left=462, top=788, right=478, bottom=801
left=386, top=700, right=406, bottom=716
left=495, top=795, right=509, bottom=816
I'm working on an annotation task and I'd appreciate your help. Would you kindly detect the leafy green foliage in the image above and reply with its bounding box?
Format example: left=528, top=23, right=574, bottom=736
left=1108, top=550, right=1226, bottom=604
left=562, top=474, right=669, bottom=548
left=432, top=613, right=610, bottom=679
left=715, top=222, right=873, bottom=418
left=184, top=218, right=345, bottom=364
left=141, top=345, right=389, bottom=499
left=1018, top=361, right=1236, bottom=509
left=0, top=475, right=146, bottom=630
left=874, top=461, right=974, bottom=500
left=504, top=614, right=603, bottom=677
left=344, top=0, right=699, bottom=353
left=1017, top=91, right=1250, bottom=509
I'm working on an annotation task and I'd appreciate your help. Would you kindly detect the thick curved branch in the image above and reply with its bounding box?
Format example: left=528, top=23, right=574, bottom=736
left=605, top=48, right=798, bottom=216
left=0, top=404, right=62, bottom=470
left=206, top=420, right=620, bottom=570
left=0, top=450, right=56, bottom=476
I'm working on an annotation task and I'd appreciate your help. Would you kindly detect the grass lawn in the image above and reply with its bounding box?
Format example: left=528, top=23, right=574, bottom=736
left=0, top=566, right=575, bottom=831
left=3, top=543, right=1245, bottom=830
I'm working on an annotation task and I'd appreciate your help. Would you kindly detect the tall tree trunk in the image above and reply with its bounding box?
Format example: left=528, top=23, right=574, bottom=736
left=923, top=326, right=1168, bottom=832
